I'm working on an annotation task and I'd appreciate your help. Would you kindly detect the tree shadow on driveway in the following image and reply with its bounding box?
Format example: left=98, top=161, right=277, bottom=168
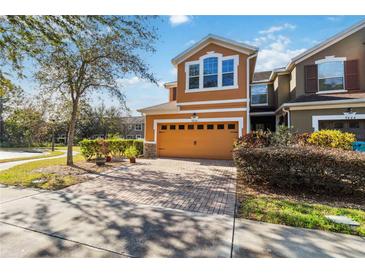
left=0, top=188, right=234, bottom=258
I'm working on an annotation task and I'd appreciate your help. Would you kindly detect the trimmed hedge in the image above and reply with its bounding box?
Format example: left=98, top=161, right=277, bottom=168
left=233, top=146, right=365, bottom=197
left=79, top=138, right=143, bottom=160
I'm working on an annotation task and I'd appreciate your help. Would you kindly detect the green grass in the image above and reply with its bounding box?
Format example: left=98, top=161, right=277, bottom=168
left=240, top=196, right=365, bottom=237
left=0, top=153, right=84, bottom=190
left=0, top=150, right=64, bottom=163
left=51, top=146, right=81, bottom=152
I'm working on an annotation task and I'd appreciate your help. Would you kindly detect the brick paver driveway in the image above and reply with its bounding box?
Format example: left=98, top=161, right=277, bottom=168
left=63, top=158, right=236, bottom=215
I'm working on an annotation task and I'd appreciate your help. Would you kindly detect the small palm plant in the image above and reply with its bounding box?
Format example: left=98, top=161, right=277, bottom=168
left=124, top=146, right=138, bottom=163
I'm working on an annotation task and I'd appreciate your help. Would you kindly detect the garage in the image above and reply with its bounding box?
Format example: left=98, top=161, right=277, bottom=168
left=157, top=122, right=239, bottom=159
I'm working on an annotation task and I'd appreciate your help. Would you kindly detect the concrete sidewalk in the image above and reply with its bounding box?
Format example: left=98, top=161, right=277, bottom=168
left=233, top=219, right=365, bottom=258
left=0, top=186, right=233, bottom=257
left=1, top=184, right=364, bottom=258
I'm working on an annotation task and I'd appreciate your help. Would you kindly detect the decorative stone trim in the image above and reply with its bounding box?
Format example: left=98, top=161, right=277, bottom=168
left=144, top=142, right=157, bottom=158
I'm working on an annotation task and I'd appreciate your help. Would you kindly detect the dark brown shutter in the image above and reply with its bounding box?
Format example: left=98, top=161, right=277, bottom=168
left=172, top=87, right=177, bottom=100
left=345, top=60, right=360, bottom=90
left=304, top=64, right=318, bottom=93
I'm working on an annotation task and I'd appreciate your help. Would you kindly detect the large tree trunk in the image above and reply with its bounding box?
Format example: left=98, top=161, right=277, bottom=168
left=67, top=98, right=79, bottom=165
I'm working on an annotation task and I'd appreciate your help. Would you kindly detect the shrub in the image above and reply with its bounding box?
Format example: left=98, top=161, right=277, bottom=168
left=292, top=132, right=311, bottom=146
left=233, top=145, right=365, bottom=197
left=270, top=125, right=294, bottom=147
left=79, top=139, right=100, bottom=160
left=234, top=130, right=272, bottom=148
left=133, top=140, right=143, bottom=156
left=308, top=130, right=356, bottom=150
left=96, top=139, right=109, bottom=158
left=79, top=138, right=143, bottom=160
left=124, top=146, right=138, bottom=159
left=108, top=138, right=128, bottom=158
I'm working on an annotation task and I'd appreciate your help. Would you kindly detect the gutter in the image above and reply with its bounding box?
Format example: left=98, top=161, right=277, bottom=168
left=275, top=98, right=365, bottom=114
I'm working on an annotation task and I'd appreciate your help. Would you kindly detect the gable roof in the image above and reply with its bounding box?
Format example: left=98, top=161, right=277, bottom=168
left=171, top=34, right=258, bottom=66
left=137, top=101, right=178, bottom=114
left=253, top=70, right=272, bottom=83
left=289, top=19, right=365, bottom=66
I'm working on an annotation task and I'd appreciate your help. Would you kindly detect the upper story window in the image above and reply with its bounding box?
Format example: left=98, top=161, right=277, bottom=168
left=251, top=84, right=268, bottom=106
left=135, top=124, right=142, bottom=131
left=222, top=59, right=234, bottom=86
left=203, top=57, right=218, bottom=88
left=185, top=52, right=238, bottom=92
left=316, top=57, right=346, bottom=93
left=188, top=64, right=200, bottom=89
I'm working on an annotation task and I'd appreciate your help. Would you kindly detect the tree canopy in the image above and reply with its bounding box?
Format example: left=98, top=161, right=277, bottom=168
left=32, top=16, right=158, bottom=164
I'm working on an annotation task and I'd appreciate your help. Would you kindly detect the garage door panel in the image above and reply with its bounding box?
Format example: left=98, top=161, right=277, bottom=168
left=157, top=122, right=238, bottom=159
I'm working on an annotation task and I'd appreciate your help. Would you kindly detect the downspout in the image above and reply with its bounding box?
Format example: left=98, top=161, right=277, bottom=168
left=246, top=53, right=258, bottom=134
left=282, top=107, right=291, bottom=128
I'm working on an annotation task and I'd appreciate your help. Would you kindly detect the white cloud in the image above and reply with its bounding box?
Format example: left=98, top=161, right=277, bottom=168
left=170, top=67, right=177, bottom=76
left=117, top=76, right=164, bottom=89
left=169, top=15, right=191, bottom=26
left=246, top=24, right=306, bottom=71
left=327, top=16, right=343, bottom=22
left=185, top=39, right=196, bottom=46
left=259, top=23, right=296, bottom=34
left=117, top=76, right=141, bottom=86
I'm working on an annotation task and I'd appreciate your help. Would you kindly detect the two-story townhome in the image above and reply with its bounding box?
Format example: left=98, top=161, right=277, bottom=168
left=139, top=20, right=365, bottom=159
left=138, top=35, right=258, bottom=159
left=250, top=19, right=365, bottom=141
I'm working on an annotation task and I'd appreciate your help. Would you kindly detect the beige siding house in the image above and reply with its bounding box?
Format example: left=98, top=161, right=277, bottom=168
left=251, top=19, right=365, bottom=141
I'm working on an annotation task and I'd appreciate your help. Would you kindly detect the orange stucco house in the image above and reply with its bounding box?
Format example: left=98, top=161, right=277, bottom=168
left=138, top=35, right=258, bottom=159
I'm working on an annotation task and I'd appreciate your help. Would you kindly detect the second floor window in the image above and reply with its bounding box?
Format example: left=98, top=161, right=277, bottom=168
left=251, top=85, right=268, bottom=106
left=222, top=59, right=234, bottom=86
left=185, top=53, right=238, bottom=92
left=317, top=60, right=345, bottom=92
left=203, top=57, right=218, bottom=88
left=188, top=64, right=199, bottom=89
left=135, top=124, right=142, bottom=131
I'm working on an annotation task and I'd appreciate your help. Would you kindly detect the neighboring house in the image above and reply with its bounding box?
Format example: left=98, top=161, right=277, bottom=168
left=119, top=116, right=145, bottom=139
left=138, top=34, right=258, bottom=159
left=251, top=20, right=365, bottom=141
left=83, top=116, right=145, bottom=140
left=138, top=19, right=365, bottom=160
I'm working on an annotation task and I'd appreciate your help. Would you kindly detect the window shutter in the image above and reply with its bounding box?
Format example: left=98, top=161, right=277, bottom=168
left=345, top=60, right=360, bottom=90
left=304, top=64, right=318, bottom=93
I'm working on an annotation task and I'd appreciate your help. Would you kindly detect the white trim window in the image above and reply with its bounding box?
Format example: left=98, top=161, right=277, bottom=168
left=126, top=135, right=134, bottom=139
left=185, top=52, right=238, bottom=92
left=135, top=135, right=142, bottom=139
left=203, top=57, right=218, bottom=88
left=188, top=62, right=200, bottom=90
left=222, top=58, right=234, bottom=87
left=251, top=84, right=268, bottom=106
left=316, top=56, right=346, bottom=93
left=135, top=123, right=142, bottom=131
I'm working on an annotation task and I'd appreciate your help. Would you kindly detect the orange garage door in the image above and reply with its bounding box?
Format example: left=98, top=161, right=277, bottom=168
left=157, top=122, right=239, bottom=159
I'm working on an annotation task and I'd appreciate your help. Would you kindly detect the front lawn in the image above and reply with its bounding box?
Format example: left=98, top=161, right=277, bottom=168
left=240, top=195, right=365, bottom=237
left=0, top=154, right=84, bottom=190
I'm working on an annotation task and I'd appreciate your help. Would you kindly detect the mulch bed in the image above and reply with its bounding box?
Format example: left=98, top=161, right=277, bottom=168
left=35, top=160, right=127, bottom=180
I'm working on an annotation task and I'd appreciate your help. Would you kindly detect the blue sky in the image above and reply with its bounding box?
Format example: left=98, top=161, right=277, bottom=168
left=17, top=15, right=365, bottom=115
